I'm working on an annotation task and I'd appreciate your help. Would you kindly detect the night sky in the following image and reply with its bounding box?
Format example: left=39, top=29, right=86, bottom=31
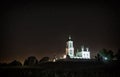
left=1, top=1, right=120, bottom=63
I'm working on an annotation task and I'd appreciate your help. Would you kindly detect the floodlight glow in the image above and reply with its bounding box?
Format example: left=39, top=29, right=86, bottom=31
left=104, top=57, right=108, bottom=60
left=53, top=59, right=56, bottom=62
left=63, top=55, right=66, bottom=59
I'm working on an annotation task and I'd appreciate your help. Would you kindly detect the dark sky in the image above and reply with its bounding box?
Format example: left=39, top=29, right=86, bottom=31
left=1, top=1, right=120, bottom=63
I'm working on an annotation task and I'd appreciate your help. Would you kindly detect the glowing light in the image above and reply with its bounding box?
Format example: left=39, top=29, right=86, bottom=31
left=104, top=57, right=108, bottom=60
left=63, top=55, right=66, bottom=59
left=53, top=59, right=56, bottom=62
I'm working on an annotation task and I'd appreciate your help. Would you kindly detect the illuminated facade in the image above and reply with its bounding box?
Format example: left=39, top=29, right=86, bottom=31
left=66, top=36, right=74, bottom=58
left=65, top=36, right=90, bottom=59
left=75, top=46, right=90, bottom=59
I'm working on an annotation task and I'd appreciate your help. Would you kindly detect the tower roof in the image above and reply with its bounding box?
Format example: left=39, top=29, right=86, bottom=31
left=67, top=35, right=72, bottom=41
left=69, top=35, right=71, bottom=40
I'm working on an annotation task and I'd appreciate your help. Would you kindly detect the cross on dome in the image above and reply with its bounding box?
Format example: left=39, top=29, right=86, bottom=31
left=69, top=35, right=71, bottom=40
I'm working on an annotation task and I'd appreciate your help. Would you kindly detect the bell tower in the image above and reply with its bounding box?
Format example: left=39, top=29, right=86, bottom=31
left=66, top=36, right=74, bottom=58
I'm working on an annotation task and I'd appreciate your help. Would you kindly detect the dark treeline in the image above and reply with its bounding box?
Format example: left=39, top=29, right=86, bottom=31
left=0, top=49, right=120, bottom=77
left=0, top=48, right=120, bottom=66
left=0, top=56, right=50, bottom=66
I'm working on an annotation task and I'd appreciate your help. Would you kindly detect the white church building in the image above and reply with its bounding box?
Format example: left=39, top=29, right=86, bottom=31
left=65, top=36, right=90, bottom=59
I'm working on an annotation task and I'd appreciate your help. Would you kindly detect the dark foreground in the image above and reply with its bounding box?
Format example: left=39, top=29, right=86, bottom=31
left=0, top=60, right=120, bottom=77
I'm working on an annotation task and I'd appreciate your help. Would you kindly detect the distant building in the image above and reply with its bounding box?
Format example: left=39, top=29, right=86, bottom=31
left=66, top=36, right=74, bottom=58
left=65, top=36, right=90, bottom=59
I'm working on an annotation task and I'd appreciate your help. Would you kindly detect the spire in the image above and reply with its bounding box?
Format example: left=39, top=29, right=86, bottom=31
left=68, top=35, right=71, bottom=40
left=81, top=45, right=84, bottom=51
left=86, top=47, right=89, bottom=51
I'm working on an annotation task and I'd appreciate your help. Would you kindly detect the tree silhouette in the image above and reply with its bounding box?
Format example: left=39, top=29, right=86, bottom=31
left=66, top=55, right=70, bottom=60
left=107, top=50, right=114, bottom=60
left=24, top=56, right=38, bottom=66
left=9, top=60, right=22, bottom=66
left=39, top=57, right=49, bottom=64
left=96, top=48, right=114, bottom=61
left=95, top=54, right=102, bottom=61
left=115, top=49, right=120, bottom=60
